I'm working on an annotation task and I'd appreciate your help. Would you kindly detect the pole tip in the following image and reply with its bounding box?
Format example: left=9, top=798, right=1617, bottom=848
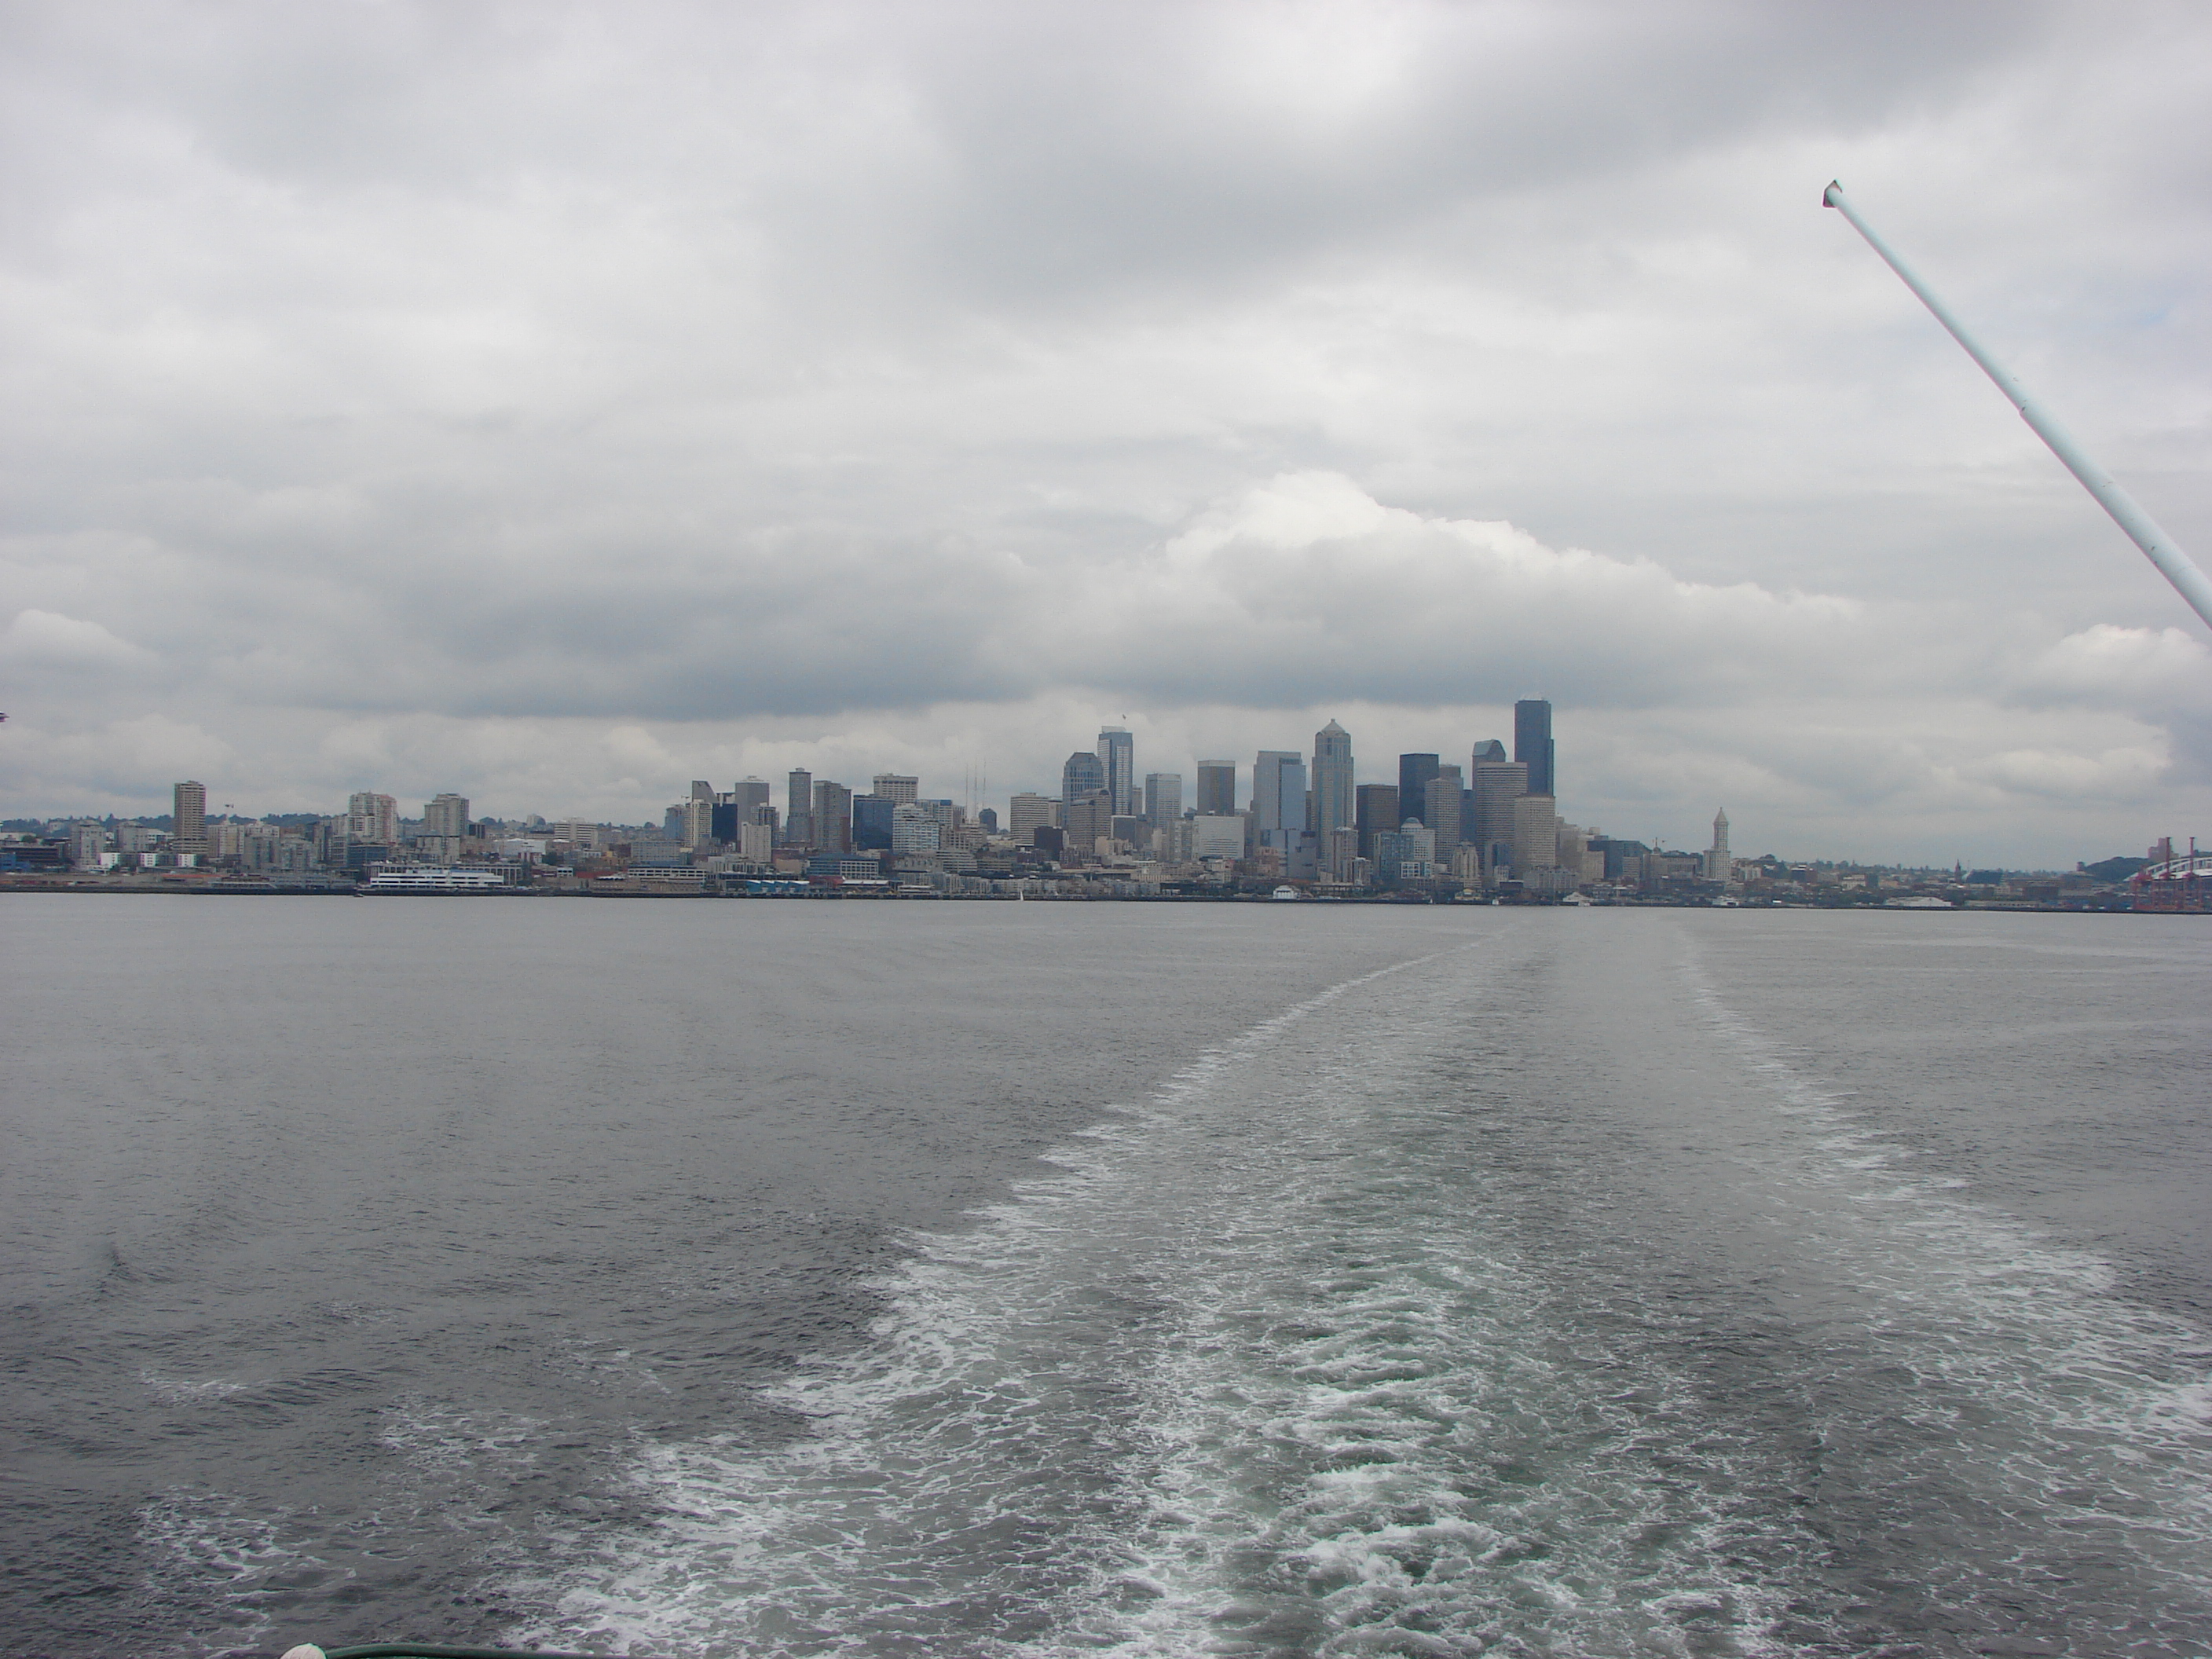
left=1822, top=180, right=1844, bottom=208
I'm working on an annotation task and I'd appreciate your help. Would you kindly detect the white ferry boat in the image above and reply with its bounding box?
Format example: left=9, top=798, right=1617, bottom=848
left=361, top=867, right=511, bottom=894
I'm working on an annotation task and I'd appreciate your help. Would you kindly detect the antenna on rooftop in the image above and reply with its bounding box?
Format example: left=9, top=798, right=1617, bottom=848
left=1823, top=180, right=2212, bottom=633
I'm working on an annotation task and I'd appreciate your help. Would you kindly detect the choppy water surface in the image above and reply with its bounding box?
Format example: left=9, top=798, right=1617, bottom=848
left=2, top=899, right=2208, bottom=1657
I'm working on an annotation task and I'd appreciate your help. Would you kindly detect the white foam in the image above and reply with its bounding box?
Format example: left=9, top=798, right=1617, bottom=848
left=522, top=919, right=2212, bottom=1656
left=139, top=1370, right=253, bottom=1404
left=530, top=932, right=1815, bottom=1657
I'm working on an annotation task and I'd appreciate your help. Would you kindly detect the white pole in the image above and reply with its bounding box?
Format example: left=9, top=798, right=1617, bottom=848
left=1824, top=180, right=2212, bottom=633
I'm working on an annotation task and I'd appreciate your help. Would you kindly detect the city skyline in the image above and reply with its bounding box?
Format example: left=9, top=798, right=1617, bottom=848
left=16, top=690, right=2190, bottom=881
left=2, top=8, right=2210, bottom=867
left=1, top=696, right=2196, bottom=874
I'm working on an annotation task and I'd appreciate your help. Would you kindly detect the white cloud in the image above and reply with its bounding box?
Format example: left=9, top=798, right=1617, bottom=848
left=0, top=608, right=148, bottom=669
left=2020, top=624, right=2212, bottom=705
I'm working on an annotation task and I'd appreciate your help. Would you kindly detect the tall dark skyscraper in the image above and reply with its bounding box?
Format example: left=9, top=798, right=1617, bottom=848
left=1196, top=760, right=1237, bottom=817
left=1397, top=753, right=1440, bottom=826
left=1514, top=699, right=1555, bottom=798
left=851, top=794, right=895, bottom=851
left=1355, top=784, right=1400, bottom=860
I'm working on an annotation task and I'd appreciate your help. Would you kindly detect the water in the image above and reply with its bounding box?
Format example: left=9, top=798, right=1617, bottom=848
left=2, top=898, right=2208, bottom=1657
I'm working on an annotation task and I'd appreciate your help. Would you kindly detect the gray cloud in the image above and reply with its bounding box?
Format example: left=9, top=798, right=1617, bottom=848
left=2, top=0, right=2207, bottom=862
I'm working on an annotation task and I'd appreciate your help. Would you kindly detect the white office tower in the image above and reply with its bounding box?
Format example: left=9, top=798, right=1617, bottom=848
left=738, top=821, right=775, bottom=865
left=423, top=793, right=471, bottom=839
left=1097, top=727, right=1136, bottom=817
left=1472, top=760, right=1529, bottom=863
left=680, top=781, right=716, bottom=848
left=1009, top=793, right=1060, bottom=843
left=1312, top=720, right=1354, bottom=838
left=1144, top=772, right=1181, bottom=829
left=891, top=803, right=942, bottom=855
left=1510, top=793, right=1559, bottom=873
left=1706, top=809, right=1730, bottom=881
left=348, top=791, right=400, bottom=846
left=872, top=774, right=919, bottom=804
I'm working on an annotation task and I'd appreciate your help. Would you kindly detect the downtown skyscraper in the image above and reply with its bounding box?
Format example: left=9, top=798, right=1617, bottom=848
left=1312, top=720, right=1354, bottom=838
left=1097, top=727, right=1136, bottom=818
left=1251, top=750, right=1308, bottom=850
left=1514, top=698, right=1555, bottom=798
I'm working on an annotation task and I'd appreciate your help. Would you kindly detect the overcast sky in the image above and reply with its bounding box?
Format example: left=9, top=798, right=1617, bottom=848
left=3, top=1, right=2209, bottom=862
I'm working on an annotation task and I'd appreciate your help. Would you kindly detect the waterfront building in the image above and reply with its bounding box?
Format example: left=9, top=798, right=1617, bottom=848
left=1355, top=784, right=1400, bottom=860
left=69, top=822, right=107, bottom=869
left=1397, top=754, right=1440, bottom=826
left=173, top=780, right=207, bottom=851
left=1557, top=823, right=1591, bottom=884
left=872, top=774, right=920, bottom=804
left=1325, top=826, right=1360, bottom=882
left=1009, top=793, right=1060, bottom=841
left=1373, top=822, right=1436, bottom=884
left=1252, top=751, right=1308, bottom=850
left=1196, top=760, right=1237, bottom=818
left=1706, top=809, right=1731, bottom=882
left=1312, top=720, right=1355, bottom=840
left=1144, top=772, right=1182, bottom=829
left=1511, top=793, right=1559, bottom=873
left=1514, top=698, right=1555, bottom=797
left=1191, top=815, right=1246, bottom=861
left=1097, top=727, right=1136, bottom=818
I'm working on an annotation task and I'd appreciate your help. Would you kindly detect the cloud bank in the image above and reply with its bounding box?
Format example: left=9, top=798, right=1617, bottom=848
left=2, top=1, right=2208, bottom=862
